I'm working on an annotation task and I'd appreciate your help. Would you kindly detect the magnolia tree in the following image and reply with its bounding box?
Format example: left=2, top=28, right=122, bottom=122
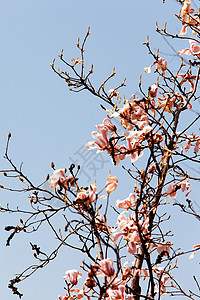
left=1, top=0, right=200, bottom=299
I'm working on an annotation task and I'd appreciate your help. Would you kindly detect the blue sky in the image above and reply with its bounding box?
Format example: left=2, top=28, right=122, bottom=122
left=1, top=0, right=200, bottom=299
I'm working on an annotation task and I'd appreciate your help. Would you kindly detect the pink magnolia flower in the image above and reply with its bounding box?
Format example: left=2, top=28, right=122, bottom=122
left=181, top=0, right=200, bottom=35
left=181, top=1, right=195, bottom=23
left=113, top=212, right=151, bottom=254
left=85, top=118, right=116, bottom=152
left=160, top=276, right=169, bottom=295
left=85, top=130, right=109, bottom=152
left=179, top=0, right=195, bottom=35
left=185, top=135, right=192, bottom=152
left=85, top=118, right=125, bottom=165
left=184, top=133, right=200, bottom=153
left=127, top=241, right=137, bottom=254
left=124, top=133, right=143, bottom=163
left=144, top=57, right=167, bottom=74
left=166, top=183, right=178, bottom=199
left=75, top=184, right=98, bottom=210
left=149, top=84, right=158, bottom=98
left=116, top=212, right=129, bottom=230
left=63, top=269, right=82, bottom=285
left=112, top=213, right=136, bottom=243
left=106, top=288, right=123, bottom=300
left=157, top=95, right=177, bottom=113
left=111, top=277, right=126, bottom=288
left=106, top=285, right=126, bottom=300
left=178, top=40, right=200, bottom=58
left=166, top=181, right=191, bottom=199
left=115, top=193, right=136, bottom=210
left=97, top=258, right=115, bottom=277
left=123, top=125, right=153, bottom=163
left=110, top=97, right=150, bottom=130
left=129, top=230, right=140, bottom=244
left=142, top=269, right=149, bottom=280
left=180, top=14, right=199, bottom=36
left=76, top=189, right=88, bottom=201
left=179, top=24, right=188, bottom=36
left=49, top=169, right=74, bottom=189
left=112, top=231, right=127, bottom=243
left=176, top=72, right=197, bottom=92
left=49, top=169, right=66, bottom=188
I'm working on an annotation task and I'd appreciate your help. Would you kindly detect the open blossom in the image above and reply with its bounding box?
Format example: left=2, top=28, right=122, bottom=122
left=144, top=57, right=167, bottom=73
left=149, top=84, right=158, bottom=98
left=112, top=212, right=150, bottom=254
left=63, top=269, right=82, bottom=285
left=85, top=118, right=125, bottom=165
left=110, top=97, right=150, bottom=130
left=179, top=1, right=195, bottom=35
left=85, top=118, right=116, bottom=153
left=74, top=184, right=98, bottom=210
left=115, top=193, right=136, bottom=210
left=180, top=15, right=200, bottom=35
left=49, top=169, right=74, bottom=189
left=79, top=184, right=97, bottom=202
left=124, top=132, right=143, bottom=163
left=178, top=40, right=200, bottom=58
left=181, top=1, right=195, bottom=23
left=124, top=125, right=160, bottom=163
left=106, top=286, right=125, bottom=300
left=184, top=133, right=200, bottom=153
left=176, top=72, right=197, bottom=92
left=49, top=169, right=66, bottom=188
left=127, top=240, right=137, bottom=254
left=91, top=99, right=156, bottom=165
left=157, top=94, right=178, bottom=113
left=97, top=258, right=115, bottom=277
left=166, top=181, right=191, bottom=199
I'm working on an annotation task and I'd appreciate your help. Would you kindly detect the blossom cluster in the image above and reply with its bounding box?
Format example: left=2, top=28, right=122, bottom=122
left=85, top=90, right=166, bottom=165
left=55, top=2, right=200, bottom=299
left=59, top=257, right=171, bottom=300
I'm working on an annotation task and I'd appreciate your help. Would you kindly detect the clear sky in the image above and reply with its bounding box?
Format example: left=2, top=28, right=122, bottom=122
left=1, top=0, right=200, bottom=299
